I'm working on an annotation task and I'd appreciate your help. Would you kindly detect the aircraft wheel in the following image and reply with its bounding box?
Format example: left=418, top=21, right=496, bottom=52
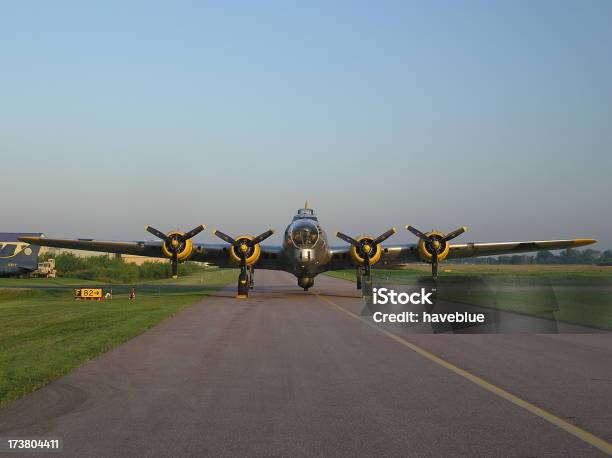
left=237, top=271, right=249, bottom=298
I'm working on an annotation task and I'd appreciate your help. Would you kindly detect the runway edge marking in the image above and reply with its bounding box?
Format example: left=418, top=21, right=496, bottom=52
left=315, top=293, right=612, bottom=456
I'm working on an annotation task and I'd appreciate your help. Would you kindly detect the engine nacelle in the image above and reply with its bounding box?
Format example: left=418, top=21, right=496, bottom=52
left=228, top=235, right=262, bottom=266
left=161, top=231, right=194, bottom=262
left=417, top=231, right=450, bottom=263
left=349, top=236, right=383, bottom=266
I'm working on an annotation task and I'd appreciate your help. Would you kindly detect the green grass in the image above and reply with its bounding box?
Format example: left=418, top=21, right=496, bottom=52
left=0, top=277, right=106, bottom=287
left=0, top=270, right=237, bottom=288
left=0, top=269, right=236, bottom=407
left=327, top=264, right=612, bottom=283
left=326, top=266, right=612, bottom=329
left=430, top=288, right=612, bottom=329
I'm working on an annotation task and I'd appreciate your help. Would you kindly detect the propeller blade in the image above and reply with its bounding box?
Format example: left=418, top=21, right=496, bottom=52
left=180, top=224, right=206, bottom=241
left=443, top=226, right=468, bottom=242
left=213, top=230, right=238, bottom=246
left=336, top=232, right=360, bottom=247
left=171, top=251, right=179, bottom=278
left=249, top=229, right=275, bottom=247
left=146, top=225, right=170, bottom=242
left=406, top=225, right=431, bottom=242
left=431, top=249, right=438, bottom=279
left=372, top=227, right=397, bottom=245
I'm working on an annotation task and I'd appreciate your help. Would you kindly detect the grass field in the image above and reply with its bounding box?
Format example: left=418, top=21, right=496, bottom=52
left=0, top=269, right=236, bottom=288
left=0, top=269, right=236, bottom=407
left=327, top=264, right=612, bottom=282
left=327, top=265, right=612, bottom=329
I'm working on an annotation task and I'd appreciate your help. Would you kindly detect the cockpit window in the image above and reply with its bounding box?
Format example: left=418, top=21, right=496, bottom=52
left=291, top=220, right=319, bottom=248
left=0, top=244, right=17, bottom=257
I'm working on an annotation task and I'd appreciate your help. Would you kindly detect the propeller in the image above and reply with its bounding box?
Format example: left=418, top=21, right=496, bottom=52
left=213, top=229, right=274, bottom=297
left=213, top=229, right=274, bottom=256
left=336, top=228, right=396, bottom=280
left=145, top=224, right=206, bottom=278
left=405, top=225, right=467, bottom=279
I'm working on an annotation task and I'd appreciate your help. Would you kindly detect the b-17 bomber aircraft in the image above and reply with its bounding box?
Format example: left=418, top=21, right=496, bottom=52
left=20, top=203, right=596, bottom=298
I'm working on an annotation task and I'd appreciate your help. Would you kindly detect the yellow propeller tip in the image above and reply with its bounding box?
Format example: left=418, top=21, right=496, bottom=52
left=172, top=275, right=178, bottom=279
left=391, top=227, right=397, bottom=234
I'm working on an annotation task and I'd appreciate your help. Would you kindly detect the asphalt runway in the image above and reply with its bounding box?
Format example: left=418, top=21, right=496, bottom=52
left=1, top=271, right=611, bottom=457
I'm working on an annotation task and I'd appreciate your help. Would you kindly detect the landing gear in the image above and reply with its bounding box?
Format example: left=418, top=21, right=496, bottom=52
left=360, top=261, right=373, bottom=298
left=248, top=265, right=255, bottom=289
left=236, top=262, right=255, bottom=298
left=356, top=267, right=362, bottom=290
left=237, top=264, right=249, bottom=298
left=361, top=273, right=373, bottom=298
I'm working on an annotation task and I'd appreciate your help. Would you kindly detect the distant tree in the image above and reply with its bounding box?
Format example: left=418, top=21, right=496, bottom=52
left=446, top=247, right=605, bottom=265
left=580, top=249, right=600, bottom=265
left=38, top=252, right=206, bottom=282
left=559, top=248, right=579, bottom=264
left=601, top=250, right=612, bottom=264
left=535, top=250, right=557, bottom=264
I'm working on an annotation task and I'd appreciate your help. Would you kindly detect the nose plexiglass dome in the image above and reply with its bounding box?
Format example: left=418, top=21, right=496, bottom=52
left=291, top=220, right=319, bottom=248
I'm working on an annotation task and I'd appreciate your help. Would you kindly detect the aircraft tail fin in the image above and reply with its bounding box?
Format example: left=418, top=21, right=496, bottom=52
left=0, top=233, right=43, bottom=271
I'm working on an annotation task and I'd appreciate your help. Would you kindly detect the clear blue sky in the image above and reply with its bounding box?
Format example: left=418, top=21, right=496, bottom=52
left=2, top=1, right=611, bottom=248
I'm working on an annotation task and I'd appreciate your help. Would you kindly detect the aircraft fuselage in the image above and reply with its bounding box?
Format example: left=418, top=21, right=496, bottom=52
left=0, top=236, right=41, bottom=278
left=280, top=207, right=332, bottom=290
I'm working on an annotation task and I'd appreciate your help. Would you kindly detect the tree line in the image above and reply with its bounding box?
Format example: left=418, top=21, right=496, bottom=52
left=451, top=248, right=612, bottom=265
left=40, top=252, right=207, bottom=282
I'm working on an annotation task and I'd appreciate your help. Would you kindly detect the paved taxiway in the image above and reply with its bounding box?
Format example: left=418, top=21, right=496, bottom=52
left=0, top=271, right=611, bottom=456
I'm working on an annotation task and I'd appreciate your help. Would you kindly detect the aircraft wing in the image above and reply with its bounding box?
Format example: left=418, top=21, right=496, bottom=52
left=19, top=237, right=163, bottom=257
left=327, top=238, right=596, bottom=270
left=446, top=239, right=596, bottom=259
left=18, top=236, right=283, bottom=270
left=327, top=245, right=420, bottom=270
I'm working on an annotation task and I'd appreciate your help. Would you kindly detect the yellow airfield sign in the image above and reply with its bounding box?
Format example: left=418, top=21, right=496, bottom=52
left=74, top=288, right=103, bottom=300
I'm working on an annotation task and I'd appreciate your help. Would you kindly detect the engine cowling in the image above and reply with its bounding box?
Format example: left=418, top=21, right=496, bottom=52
left=228, top=235, right=262, bottom=266
left=349, top=236, right=383, bottom=266
left=145, top=224, right=205, bottom=278
left=407, top=225, right=467, bottom=279
left=417, top=231, right=451, bottom=263
left=160, top=231, right=194, bottom=262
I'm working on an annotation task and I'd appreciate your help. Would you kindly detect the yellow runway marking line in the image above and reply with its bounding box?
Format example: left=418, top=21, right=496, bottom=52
left=315, top=293, right=612, bottom=456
